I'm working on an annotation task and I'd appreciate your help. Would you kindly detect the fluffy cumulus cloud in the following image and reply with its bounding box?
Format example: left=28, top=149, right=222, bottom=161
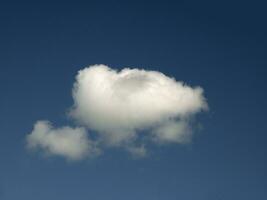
left=70, top=65, right=207, bottom=145
left=26, top=65, right=208, bottom=160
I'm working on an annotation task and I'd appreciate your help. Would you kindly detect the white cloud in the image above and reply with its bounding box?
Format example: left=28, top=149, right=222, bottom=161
left=26, top=121, right=99, bottom=160
left=70, top=65, right=207, bottom=146
left=26, top=65, right=208, bottom=160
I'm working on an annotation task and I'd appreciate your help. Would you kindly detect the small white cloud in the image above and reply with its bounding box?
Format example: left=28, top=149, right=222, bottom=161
left=126, top=144, right=147, bottom=158
left=26, top=121, right=99, bottom=161
left=152, top=120, right=192, bottom=144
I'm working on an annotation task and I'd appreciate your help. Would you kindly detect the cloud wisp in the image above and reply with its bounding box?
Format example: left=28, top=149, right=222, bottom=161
left=26, top=121, right=100, bottom=161
left=26, top=65, right=208, bottom=160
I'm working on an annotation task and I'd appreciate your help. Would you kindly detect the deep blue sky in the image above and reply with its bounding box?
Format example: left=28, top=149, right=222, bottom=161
left=0, top=0, right=267, bottom=199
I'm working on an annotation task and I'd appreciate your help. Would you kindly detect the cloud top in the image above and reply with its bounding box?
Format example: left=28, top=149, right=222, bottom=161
left=26, top=65, right=208, bottom=160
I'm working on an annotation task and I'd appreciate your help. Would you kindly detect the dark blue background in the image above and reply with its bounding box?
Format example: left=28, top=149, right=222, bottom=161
left=0, top=0, right=266, bottom=199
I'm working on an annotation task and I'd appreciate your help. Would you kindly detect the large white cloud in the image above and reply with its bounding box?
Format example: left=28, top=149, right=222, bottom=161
left=70, top=65, right=207, bottom=146
left=26, top=121, right=99, bottom=160
left=26, top=65, right=208, bottom=160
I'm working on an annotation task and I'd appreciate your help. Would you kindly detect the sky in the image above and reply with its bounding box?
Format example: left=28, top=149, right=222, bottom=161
left=0, top=0, right=267, bottom=199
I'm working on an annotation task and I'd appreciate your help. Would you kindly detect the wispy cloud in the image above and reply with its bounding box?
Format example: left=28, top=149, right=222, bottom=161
left=26, top=121, right=99, bottom=161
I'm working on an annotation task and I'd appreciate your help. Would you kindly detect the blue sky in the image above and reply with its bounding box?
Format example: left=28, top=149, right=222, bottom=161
left=0, top=0, right=267, bottom=199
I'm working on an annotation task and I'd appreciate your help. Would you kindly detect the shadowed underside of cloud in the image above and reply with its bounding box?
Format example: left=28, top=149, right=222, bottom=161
left=26, top=65, right=208, bottom=160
